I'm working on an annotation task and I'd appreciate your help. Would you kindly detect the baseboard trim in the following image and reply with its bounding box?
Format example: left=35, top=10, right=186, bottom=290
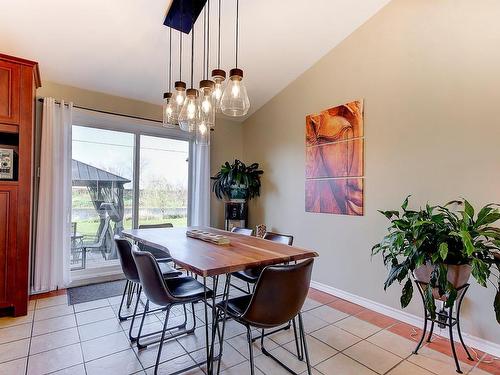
left=310, top=280, right=500, bottom=358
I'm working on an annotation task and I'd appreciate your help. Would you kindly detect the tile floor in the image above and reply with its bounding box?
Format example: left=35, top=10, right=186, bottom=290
left=0, top=279, right=498, bottom=375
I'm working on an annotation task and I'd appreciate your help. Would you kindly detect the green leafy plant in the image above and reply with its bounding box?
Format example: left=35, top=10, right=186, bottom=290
left=211, top=159, right=263, bottom=201
left=372, top=196, right=500, bottom=323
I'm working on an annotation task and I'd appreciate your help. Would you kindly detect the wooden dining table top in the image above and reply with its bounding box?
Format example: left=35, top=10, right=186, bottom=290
left=122, top=226, right=318, bottom=277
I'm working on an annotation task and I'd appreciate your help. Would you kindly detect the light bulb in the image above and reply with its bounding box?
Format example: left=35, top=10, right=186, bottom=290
left=196, top=120, right=210, bottom=145
left=211, top=69, right=226, bottom=112
left=199, top=122, right=207, bottom=135
left=178, top=88, right=200, bottom=132
left=176, top=95, right=184, bottom=105
left=172, top=81, right=186, bottom=118
left=199, top=79, right=216, bottom=129
left=162, top=92, right=178, bottom=128
left=220, top=68, right=250, bottom=117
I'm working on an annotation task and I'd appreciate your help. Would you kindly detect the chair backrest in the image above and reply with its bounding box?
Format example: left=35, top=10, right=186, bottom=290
left=139, top=223, right=173, bottom=229
left=131, top=246, right=176, bottom=306
left=231, top=227, right=253, bottom=236
left=241, top=258, right=314, bottom=328
left=263, top=231, right=293, bottom=246
left=114, top=237, right=140, bottom=283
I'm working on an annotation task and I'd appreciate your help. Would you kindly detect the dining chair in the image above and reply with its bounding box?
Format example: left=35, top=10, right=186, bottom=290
left=138, top=223, right=174, bottom=262
left=114, top=237, right=184, bottom=342
left=213, top=259, right=314, bottom=375
left=230, top=226, right=253, bottom=236
left=131, top=246, right=214, bottom=374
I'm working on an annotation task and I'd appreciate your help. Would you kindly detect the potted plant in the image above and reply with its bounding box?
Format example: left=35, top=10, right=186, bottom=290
left=211, top=159, right=263, bottom=201
left=372, top=196, right=500, bottom=323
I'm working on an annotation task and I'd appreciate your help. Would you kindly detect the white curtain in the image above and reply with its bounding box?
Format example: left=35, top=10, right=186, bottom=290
left=33, top=98, right=73, bottom=292
left=189, top=141, right=210, bottom=227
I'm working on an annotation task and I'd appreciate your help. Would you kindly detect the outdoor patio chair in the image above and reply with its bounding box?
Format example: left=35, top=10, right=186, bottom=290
left=81, top=216, right=112, bottom=269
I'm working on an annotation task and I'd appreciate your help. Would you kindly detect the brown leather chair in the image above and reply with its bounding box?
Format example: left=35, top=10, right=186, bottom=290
left=213, top=259, right=314, bottom=375
left=131, top=246, right=213, bottom=374
left=138, top=223, right=174, bottom=262
left=231, top=231, right=294, bottom=286
left=114, top=237, right=182, bottom=342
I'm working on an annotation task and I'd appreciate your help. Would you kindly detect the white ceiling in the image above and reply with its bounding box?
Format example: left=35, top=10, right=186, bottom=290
left=0, top=0, right=390, bottom=120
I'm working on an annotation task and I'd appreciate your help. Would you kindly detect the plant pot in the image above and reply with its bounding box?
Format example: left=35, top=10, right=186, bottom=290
left=229, top=185, right=248, bottom=201
left=414, top=263, right=471, bottom=300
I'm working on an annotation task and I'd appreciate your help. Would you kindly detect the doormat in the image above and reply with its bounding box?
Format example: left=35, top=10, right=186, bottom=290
left=67, top=279, right=126, bottom=305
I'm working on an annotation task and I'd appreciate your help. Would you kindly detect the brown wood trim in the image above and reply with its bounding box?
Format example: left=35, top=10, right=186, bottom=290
left=29, top=289, right=67, bottom=300
left=0, top=53, right=40, bottom=88
left=0, top=124, right=18, bottom=134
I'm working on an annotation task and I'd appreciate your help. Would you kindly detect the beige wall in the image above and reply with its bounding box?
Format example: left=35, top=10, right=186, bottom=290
left=37, top=81, right=242, bottom=228
left=242, top=0, right=500, bottom=344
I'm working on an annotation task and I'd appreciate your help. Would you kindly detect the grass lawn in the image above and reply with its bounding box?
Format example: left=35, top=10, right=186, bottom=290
left=74, top=217, right=188, bottom=237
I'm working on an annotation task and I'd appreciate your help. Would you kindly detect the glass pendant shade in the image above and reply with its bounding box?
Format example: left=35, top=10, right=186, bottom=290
left=196, top=119, right=210, bottom=145
left=178, top=88, right=200, bottom=132
left=172, top=81, right=186, bottom=119
left=220, top=68, right=250, bottom=117
left=199, top=79, right=216, bottom=129
left=162, top=92, right=178, bottom=127
left=211, top=69, right=226, bottom=112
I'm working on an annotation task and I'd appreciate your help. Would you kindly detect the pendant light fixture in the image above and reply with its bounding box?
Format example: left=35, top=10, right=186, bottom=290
left=162, top=27, right=177, bottom=127
left=220, top=0, right=250, bottom=117
left=179, top=21, right=200, bottom=132
left=211, top=0, right=226, bottom=112
left=171, top=30, right=186, bottom=120
left=199, top=2, right=215, bottom=134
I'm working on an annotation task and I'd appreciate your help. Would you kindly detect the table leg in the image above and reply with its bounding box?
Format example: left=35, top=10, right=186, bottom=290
left=203, top=277, right=211, bottom=374
left=215, top=274, right=232, bottom=375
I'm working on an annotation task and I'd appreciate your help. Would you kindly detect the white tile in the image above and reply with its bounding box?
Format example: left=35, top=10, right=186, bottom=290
left=177, top=326, right=212, bottom=353
left=0, top=323, right=32, bottom=345
left=388, top=361, right=434, bottom=375
left=32, top=314, right=77, bottom=336
left=407, top=347, right=473, bottom=375
left=86, top=348, right=143, bottom=375
left=221, top=361, right=265, bottom=375
left=134, top=339, right=187, bottom=368
left=367, top=329, right=416, bottom=358
left=29, top=327, right=80, bottom=355
left=301, top=312, right=329, bottom=333
left=73, top=298, right=110, bottom=313
left=27, top=343, right=83, bottom=375
left=0, top=338, right=30, bottom=363
left=76, top=306, right=116, bottom=325
left=190, top=343, right=246, bottom=372
left=35, top=295, right=68, bottom=310
left=78, top=317, right=123, bottom=341
left=311, top=324, right=362, bottom=351
left=50, top=364, right=86, bottom=375
left=0, top=357, right=27, bottom=374
left=334, top=316, right=381, bottom=339
left=308, top=305, right=349, bottom=324
left=0, top=311, right=34, bottom=328
left=301, top=298, right=323, bottom=312
left=266, top=324, right=297, bottom=346
left=283, top=335, right=337, bottom=366
left=316, top=353, right=377, bottom=375
left=344, top=340, right=402, bottom=374
left=146, top=353, right=197, bottom=375
left=227, top=332, right=277, bottom=359
left=34, top=304, right=74, bottom=321
left=81, top=331, right=131, bottom=361
left=28, top=300, right=36, bottom=311
left=253, top=347, right=304, bottom=375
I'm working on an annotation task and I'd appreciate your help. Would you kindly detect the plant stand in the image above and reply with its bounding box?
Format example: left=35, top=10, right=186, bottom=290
left=413, top=281, right=473, bottom=373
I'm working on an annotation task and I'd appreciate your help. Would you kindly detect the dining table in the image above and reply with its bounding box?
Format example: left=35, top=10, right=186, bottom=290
left=122, top=226, right=318, bottom=375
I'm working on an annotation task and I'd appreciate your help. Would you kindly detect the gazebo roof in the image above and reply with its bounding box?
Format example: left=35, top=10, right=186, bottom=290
left=72, top=159, right=131, bottom=187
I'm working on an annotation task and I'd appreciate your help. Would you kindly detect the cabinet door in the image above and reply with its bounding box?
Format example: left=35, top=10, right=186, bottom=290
left=0, top=187, right=17, bottom=306
left=0, top=60, right=21, bottom=125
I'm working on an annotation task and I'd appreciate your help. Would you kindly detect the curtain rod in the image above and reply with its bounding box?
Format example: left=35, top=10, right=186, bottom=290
left=36, top=98, right=162, bottom=124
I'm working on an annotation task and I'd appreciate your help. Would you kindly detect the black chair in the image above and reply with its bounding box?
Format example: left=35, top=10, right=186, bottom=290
left=114, top=237, right=183, bottom=342
left=231, top=231, right=294, bottom=290
left=138, top=223, right=174, bottom=262
left=231, top=227, right=253, bottom=236
left=132, top=246, right=214, bottom=374
left=213, top=259, right=314, bottom=375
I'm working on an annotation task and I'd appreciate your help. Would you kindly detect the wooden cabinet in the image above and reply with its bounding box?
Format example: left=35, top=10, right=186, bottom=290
left=0, top=53, right=40, bottom=317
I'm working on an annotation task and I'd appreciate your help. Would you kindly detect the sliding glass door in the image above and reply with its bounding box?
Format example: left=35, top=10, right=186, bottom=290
left=138, top=135, right=189, bottom=227
left=70, top=125, right=190, bottom=279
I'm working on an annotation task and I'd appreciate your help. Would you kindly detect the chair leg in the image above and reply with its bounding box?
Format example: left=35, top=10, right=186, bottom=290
left=292, top=317, right=304, bottom=360
left=298, top=313, right=312, bottom=375
left=247, top=326, right=255, bottom=375
left=136, top=301, right=150, bottom=349
left=128, top=286, right=142, bottom=342
left=118, top=280, right=130, bottom=321
left=154, top=306, right=171, bottom=375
